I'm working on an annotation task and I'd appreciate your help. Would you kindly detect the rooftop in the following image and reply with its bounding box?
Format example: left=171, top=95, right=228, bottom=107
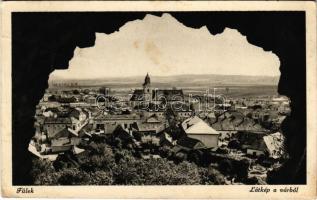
left=44, top=117, right=72, bottom=124
left=176, top=136, right=206, bottom=150
left=182, top=116, right=219, bottom=135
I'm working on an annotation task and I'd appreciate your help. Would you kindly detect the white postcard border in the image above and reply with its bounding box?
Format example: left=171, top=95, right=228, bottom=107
left=1, top=1, right=316, bottom=199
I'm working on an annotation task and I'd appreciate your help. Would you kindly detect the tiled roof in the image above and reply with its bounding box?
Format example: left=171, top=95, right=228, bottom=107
left=52, top=128, right=72, bottom=139
left=132, top=122, right=165, bottom=133
left=263, top=132, right=285, bottom=158
left=95, top=114, right=141, bottom=120
left=146, top=115, right=161, bottom=123
left=182, top=116, right=219, bottom=135
left=237, top=131, right=268, bottom=151
left=78, top=123, right=94, bottom=137
left=152, top=89, right=184, bottom=101
left=176, top=136, right=205, bottom=150
left=130, top=89, right=184, bottom=101
left=210, top=111, right=268, bottom=132
left=113, top=125, right=133, bottom=140
left=44, top=117, right=72, bottom=124
left=247, top=138, right=267, bottom=151
left=69, top=108, right=81, bottom=119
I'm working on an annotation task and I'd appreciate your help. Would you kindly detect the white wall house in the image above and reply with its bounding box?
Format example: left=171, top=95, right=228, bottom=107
left=181, top=116, right=219, bottom=148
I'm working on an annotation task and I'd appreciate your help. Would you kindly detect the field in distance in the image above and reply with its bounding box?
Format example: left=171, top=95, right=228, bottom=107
left=49, top=74, right=279, bottom=98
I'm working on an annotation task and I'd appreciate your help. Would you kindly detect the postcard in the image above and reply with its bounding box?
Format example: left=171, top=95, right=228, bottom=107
left=1, top=1, right=316, bottom=199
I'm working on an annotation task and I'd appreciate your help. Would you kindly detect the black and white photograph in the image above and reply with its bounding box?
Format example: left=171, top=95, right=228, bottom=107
left=1, top=1, right=316, bottom=199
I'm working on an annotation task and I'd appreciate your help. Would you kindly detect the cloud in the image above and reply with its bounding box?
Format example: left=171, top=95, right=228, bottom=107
left=50, top=13, right=280, bottom=80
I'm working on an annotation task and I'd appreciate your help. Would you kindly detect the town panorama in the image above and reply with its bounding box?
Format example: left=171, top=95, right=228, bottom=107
left=28, top=72, right=290, bottom=185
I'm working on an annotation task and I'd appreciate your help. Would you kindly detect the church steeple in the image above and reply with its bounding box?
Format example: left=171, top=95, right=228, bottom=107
left=143, top=73, right=151, bottom=87
left=143, top=73, right=152, bottom=102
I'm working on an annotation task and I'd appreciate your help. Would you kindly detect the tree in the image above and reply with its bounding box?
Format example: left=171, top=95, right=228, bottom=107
left=166, top=124, right=185, bottom=140
left=83, top=89, right=90, bottom=94
left=218, top=159, right=234, bottom=176
left=158, top=146, right=173, bottom=158
left=188, top=150, right=203, bottom=165
left=73, top=89, right=80, bottom=95
left=112, top=156, right=141, bottom=185
left=113, top=137, right=123, bottom=149
left=33, top=171, right=59, bottom=185
left=171, top=161, right=201, bottom=185
left=53, top=153, right=75, bottom=171
left=234, top=159, right=250, bottom=181
left=246, top=112, right=253, bottom=119
left=207, top=167, right=226, bottom=185
left=31, top=138, right=230, bottom=185
left=88, top=170, right=113, bottom=185
left=228, top=139, right=241, bottom=149
left=58, top=168, right=90, bottom=185
left=80, top=143, right=115, bottom=172
left=31, top=158, right=58, bottom=185
left=31, top=158, right=55, bottom=175
left=174, top=152, right=187, bottom=163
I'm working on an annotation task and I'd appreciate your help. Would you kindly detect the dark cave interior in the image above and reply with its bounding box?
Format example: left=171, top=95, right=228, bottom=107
left=12, top=11, right=306, bottom=185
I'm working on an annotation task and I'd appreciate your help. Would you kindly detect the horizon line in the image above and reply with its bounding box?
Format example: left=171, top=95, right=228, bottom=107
left=50, top=73, right=280, bottom=80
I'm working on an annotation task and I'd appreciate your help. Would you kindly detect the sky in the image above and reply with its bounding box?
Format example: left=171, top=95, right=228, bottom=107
left=50, top=13, right=280, bottom=80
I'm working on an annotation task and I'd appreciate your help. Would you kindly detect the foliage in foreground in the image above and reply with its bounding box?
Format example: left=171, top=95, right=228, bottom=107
left=31, top=143, right=226, bottom=185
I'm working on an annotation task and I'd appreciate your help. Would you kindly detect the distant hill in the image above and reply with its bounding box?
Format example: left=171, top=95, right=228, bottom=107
left=49, top=74, right=279, bottom=88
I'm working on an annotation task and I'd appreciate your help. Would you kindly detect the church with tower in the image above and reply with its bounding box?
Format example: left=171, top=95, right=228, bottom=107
left=130, top=73, right=184, bottom=105
left=142, top=73, right=152, bottom=102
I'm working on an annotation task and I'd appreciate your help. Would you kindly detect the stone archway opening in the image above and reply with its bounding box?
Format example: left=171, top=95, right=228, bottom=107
left=12, top=11, right=306, bottom=185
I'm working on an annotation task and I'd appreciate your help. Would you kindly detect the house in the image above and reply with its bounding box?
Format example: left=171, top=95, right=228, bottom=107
left=236, top=131, right=266, bottom=147
left=171, top=137, right=206, bottom=162
left=172, top=103, right=192, bottom=119
left=112, top=124, right=134, bottom=145
left=206, top=112, right=217, bottom=123
left=245, top=139, right=267, bottom=157
left=141, top=154, right=161, bottom=160
left=244, top=132, right=284, bottom=158
left=272, top=96, right=289, bottom=103
left=131, top=119, right=166, bottom=136
left=94, top=113, right=142, bottom=134
left=263, top=132, right=285, bottom=159
left=52, top=127, right=76, bottom=139
left=28, top=141, right=58, bottom=161
left=78, top=123, right=94, bottom=138
left=210, top=111, right=268, bottom=139
left=140, top=135, right=160, bottom=146
left=145, top=114, right=163, bottom=123
left=48, top=128, right=81, bottom=153
left=58, top=96, right=77, bottom=103
left=177, top=110, right=192, bottom=119
left=43, top=117, right=72, bottom=138
left=43, top=108, right=88, bottom=139
left=69, top=108, right=89, bottom=130
left=42, top=93, right=51, bottom=102
left=158, top=132, right=175, bottom=147
left=42, top=110, right=56, bottom=118
left=176, top=136, right=206, bottom=152
left=181, top=116, right=219, bottom=148
left=235, top=131, right=283, bottom=158
left=85, top=96, right=96, bottom=104
left=72, top=146, right=86, bottom=155
left=50, top=138, right=73, bottom=153
left=49, top=130, right=80, bottom=153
